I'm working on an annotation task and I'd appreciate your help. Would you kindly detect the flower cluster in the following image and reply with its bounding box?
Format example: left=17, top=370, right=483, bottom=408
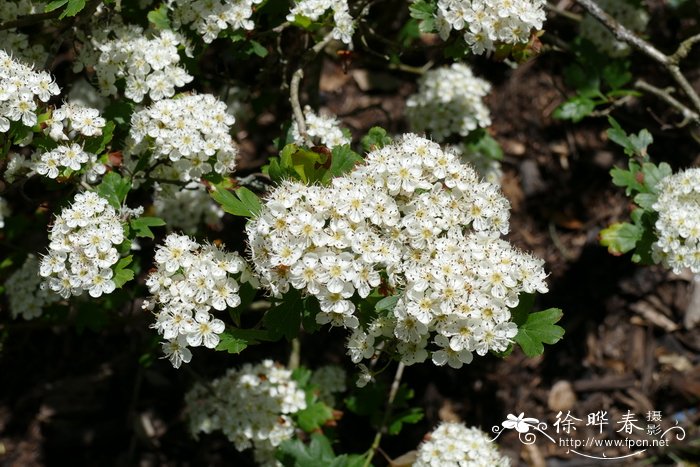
left=435, top=0, right=546, bottom=55
left=415, top=422, right=510, bottom=467
left=153, top=182, right=224, bottom=234
left=651, top=168, right=700, bottom=274
left=287, top=0, right=355, bottom=44
left=406, top=63, right=491, bottom=141
left=0, top=50, right=60, bottom=131
left=79, top=25, right=192, bottom=102
left=0, top=1, right=48, bottom=65
left=127, top=94, right=238, bottom=181
left=580, top=0, right=648, bottom=57
left=29, top=102, right=108, bottom=182
left=185, top=360, right=307, bottom=465
left=6, top=254, right=61, bottom=320
left=31, top=143, right=105, bottom=181
left=169, top=0, right=263, bottom=43
left=40, top=192, right=125, bottom=299
left=145, top=233, right=256, bottom=368
left=248, top=134, right=548, bottom=367
left=292, top=106, right=351, bottom=149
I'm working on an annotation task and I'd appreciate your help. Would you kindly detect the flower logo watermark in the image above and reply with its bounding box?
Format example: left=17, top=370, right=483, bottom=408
left=490, top=410, right=687, bottom=461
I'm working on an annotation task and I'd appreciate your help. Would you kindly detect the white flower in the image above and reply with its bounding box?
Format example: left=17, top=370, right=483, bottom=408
left=407, top=63, right=491, bottom=141
left=146, top=234, right=255, bottom=366
left=415, top=422, right=510, bottom=467
left=651, top=167, right=700, bottom=274
left=248, top=134, right=548, bottom=367
left=184, top=360, right=306, bottom=464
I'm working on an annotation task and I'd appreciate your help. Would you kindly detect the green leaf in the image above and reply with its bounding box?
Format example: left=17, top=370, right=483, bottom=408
left=610, top=165, right=644, bottom=195
left=295, top=401, right=334, bottom=432
left=552, top=96, right=596, bottom=122
left=236, top=187, right=262, bottom=216
left=633, top=192, right=657, bottom=210
left=129, top=216, right=166, bottom=239
left=103, top=100, right=134, bottom=127
left=83, top=121, right=115, bottom=155
left=322, top=145, right=363, bottom=183
left=210, top=184, right=262, bottom=218
left=44, top=0, right=68, bottom=12
left=602, top=61, right=632, bottom=90
left=147, top=4, right=171, bottom=30
left=641, top=162, right=672, bottom=193
left=388, top=408, right=423, bottom=435
left=61, top=0, right=86, bottom=17
left=514, top=308, right=565, bottom=357
left=599, top=222, right=642, bottom=255
left=97, top=172, right=131, bottom=208
left=301, top=296, right=322, bottom=333
left=215, top=331, right=248, bottom=354
left=607, top=117, right=653, bottom=159
left=247, top=40, right=269, bottom=57
left=510, top=292, right=535, bottom=326
left=264, top=290, right=302, bottom=340
left=361, top=127, right=392, bottom=152
left=277, top=434, right=343, bottom=467
left=113, top=255, right=134, bottom=288
left=375, top=295, right=399, bottom=313
left=408, top=0, right=437, bottom=33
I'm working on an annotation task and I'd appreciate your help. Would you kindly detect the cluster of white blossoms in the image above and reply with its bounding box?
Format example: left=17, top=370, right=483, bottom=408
left=153, top=182, right=224, bottom=234
left=292, top=106, right=351, bottom=149
left=651, top=168, right=700, bottom=274
left=29, top=102, right=108, bottom=181
left=6, top=255, right=61, bottom=320
left=39, top=192, right=125, bottom=299
left=580, top=0, right=648, bottom=57
left=78, top=24, right=192, bottom=102
left=287, top=0, right=355, bottom=44
left=32, top=143, right=105, bottom=181
left=248, top=134, right=548, bottom=367
left=415, top=422, right=510, bottom=467
left=407, top=63, right=491, bottom=141
left=0, top=50, right=61, bottom=131
left=127, top=94, right=238, bottom=182
left=185, top=360, right=307, bottom=465
left=145, top=233, right=256, bottom=368
left=435, top=0, right=546, bottom=55
left=0, top=1, right=48, bottom=65
left=169, top=0, right=263, bottom=43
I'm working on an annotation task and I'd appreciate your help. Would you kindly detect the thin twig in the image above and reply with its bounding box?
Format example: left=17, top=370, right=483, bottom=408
left=290, top=68, right=307, bottom=138
left=363, top=361, right=405, bottom=467
left=0, top=10, right=61, bottom=31
left=634, top=80, right=699, bottom=126
left=576, top=0, right=700, bottom=117
left=288, top=32, right=336, bottom=140
left=545, top=2, right=583, bottom=22
left=669, top=33, right=700, bottom=65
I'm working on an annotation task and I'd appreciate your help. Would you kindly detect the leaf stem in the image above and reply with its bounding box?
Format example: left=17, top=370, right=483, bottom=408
left=363, top=361, right=405, bottom=467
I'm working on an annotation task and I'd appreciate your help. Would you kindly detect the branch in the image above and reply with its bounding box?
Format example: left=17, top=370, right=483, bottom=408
left=576, top=0, right=700, bottom=117
left=669, top=33, right=700, bottom=65
left=634, top=80, right=700, bottom=126
left=0, top=10, right=61, bottom=31
left=288, top=32, right=336, bottom=141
